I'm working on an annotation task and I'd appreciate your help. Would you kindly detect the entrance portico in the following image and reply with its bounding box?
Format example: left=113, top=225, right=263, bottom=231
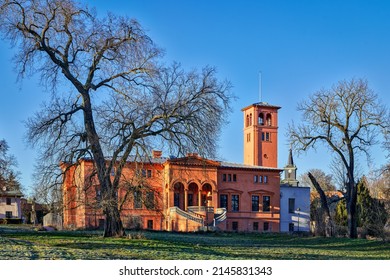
left=172, top=181, right=215, bottom=211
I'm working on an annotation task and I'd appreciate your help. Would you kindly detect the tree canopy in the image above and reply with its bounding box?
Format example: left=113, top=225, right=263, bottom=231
left=0, top=139, right=22, bottom=192
left=0, top=0, right=232, bottom=236
left=288, top=78, right=389, bottom=238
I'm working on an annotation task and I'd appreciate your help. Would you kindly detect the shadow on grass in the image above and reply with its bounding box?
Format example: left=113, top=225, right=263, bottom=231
left=1, top=226, right=389, bottom=260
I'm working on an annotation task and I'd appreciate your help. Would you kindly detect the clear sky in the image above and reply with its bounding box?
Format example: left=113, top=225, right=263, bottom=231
left=1, top=0, right=389, bottom=194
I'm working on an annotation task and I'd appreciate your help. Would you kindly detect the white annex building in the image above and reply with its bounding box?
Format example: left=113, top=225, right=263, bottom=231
left=280, top=149, right=310, bottom=232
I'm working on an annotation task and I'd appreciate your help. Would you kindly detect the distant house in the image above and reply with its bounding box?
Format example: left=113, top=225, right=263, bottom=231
left=21, top=198, right=48, bottom=224
left=280, top=149, right=310, bottom=232
left=0, top=187, right=23, bottom=223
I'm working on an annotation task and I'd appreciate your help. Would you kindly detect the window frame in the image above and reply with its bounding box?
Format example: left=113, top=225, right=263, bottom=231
left=147, top=220, right=153, bottom=230
left=251, top=195, right=260, bottom=212
left=145, top=191, right=155, bottom=209
left=219, top=194, right=228, bottom=209
left=262, top=195, right=271, bottom=212
left=5, top=211, right=12, bottom=219
left=231, top=194, right=239, bottom=212
left=133, top=190, right=143, bottom=209
left=288, top=198, right=295, bottom=214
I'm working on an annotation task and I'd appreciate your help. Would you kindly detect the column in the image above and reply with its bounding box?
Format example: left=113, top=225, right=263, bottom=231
left=184, top=188, right=188, bottom=211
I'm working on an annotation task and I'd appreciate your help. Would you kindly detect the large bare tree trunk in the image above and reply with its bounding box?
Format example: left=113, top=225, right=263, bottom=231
left=347, top=180, right=358, bottom=238
left=308, top=172, right=334, bottom=237
left=82, top=93, right=125, bottom=237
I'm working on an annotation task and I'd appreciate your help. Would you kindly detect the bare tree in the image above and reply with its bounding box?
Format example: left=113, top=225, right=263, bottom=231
left=0, top=139, right=22, bottom=192
left=299, top=168, right=335, bottom=191
left=0, top=0, right=232, bottom=237
left=288, top=78, right=389, bottom=238
left=308, top=172, right=335, bottom=237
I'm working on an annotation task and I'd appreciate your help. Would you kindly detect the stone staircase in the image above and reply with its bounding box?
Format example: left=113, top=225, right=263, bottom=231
left=169, top=206, right=227, bottom=232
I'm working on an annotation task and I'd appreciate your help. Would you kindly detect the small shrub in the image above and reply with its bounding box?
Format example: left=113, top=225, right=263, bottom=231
left=127, top=232, right=146, bottom=240
left=334, top=225, right=348, bottom=237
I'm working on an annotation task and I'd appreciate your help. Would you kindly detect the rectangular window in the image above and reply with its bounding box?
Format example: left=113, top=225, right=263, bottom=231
left=222, top=174, right=226, bottom=182
left=6, top=198, right=12, bottom=205
left=289, top=223, right=294, bottom=232
left=263, top=196, right=270, bottom=212
left=263, top=222, right=269, bottom=231
left=288, top=198, right=295, bottom=214
left=147, top=170, right=152, bottom=178
left=253, top=222, right=259, bottom=231
left=220, top=194, right=228, bottom=209
left=147, top=220, right=153, bottom=230
left=5, top=211, right=12, bottom=219
left=261, top=132, right=265, bottom=141
left=252, top=195, right=259, bottom=212
left=231, top=195, right=239, bottom=212
left=228, top=174, right=232, bottom=182
left=264, top=175, right=268, bottom=183
left=233, top=174, right=237, bottom=182
left=266, top=132, right=270, bottom=141
left=259, top=175, right=263, bottom=183
left=254, top=175, right=258, bottom=183
left=232, top=221, right=238, bottom=231
left=145, top=192, right=155, bottom=209
left=133, top=191, right=142, bottom=209
left=141, top=169, right=147, bottom=177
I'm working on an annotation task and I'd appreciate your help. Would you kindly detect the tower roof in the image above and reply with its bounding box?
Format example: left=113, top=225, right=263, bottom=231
left=287, top=148, right=294, bottom=166
left=241, top=102, right=281, bottom=111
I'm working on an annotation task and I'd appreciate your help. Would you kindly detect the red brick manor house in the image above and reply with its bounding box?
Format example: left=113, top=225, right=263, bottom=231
left=62, top=101, right=306, bottom=232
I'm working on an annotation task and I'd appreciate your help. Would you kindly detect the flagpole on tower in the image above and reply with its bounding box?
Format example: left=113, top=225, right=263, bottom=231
left=259, top=71, right=262, bottom=102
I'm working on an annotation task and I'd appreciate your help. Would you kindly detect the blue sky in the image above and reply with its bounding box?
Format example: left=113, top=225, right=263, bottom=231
left=1, top=0, right=390, bottom=193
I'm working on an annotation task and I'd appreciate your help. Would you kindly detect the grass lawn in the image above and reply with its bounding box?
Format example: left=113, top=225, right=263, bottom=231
left=0, top=225, right=389, bottom=260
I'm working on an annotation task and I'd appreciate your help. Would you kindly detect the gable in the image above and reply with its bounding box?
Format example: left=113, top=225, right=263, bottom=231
left=166, top=154, right=221, bottom=168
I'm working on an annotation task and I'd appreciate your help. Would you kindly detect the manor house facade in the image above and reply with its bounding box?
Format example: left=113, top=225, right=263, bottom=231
left=62, top=101, right=309, bottom=232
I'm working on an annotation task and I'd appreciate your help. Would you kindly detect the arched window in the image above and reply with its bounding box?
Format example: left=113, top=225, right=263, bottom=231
left=246, top=114, right=250, bottom=127
left=266, top=114, right=272, bottom=126
left=258, top=113, right=264, bottom=125
left=249, top=113, right=253, bottom=126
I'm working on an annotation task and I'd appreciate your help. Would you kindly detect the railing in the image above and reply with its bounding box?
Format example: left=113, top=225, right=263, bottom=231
left=187, top=208, right=206, bottom=219
left=214, top=208, right=227, bottom=225
left=169, top=207, right=203, bottom=224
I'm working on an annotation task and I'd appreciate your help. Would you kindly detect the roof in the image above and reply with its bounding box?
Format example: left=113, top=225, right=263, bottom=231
left=220, top=161, right=283, bottom=171
left=166, top=154, right=220, bottom=167
left=241, top=101, right=281, bottom=111
left=125, top=155, right=168, bottom=165
left=64, top=155, right=283, bottom=171
left=62, top=156, right=168, bottom=166
left=0, top=190, right=23, bottom=197
left=287, top=149, right=294, bottom=166
left=280, top=184, right=311, bottom=190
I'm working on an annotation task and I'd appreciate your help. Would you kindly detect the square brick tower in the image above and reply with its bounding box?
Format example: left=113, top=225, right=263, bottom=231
left=242, top=102, right=280, bottom=168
